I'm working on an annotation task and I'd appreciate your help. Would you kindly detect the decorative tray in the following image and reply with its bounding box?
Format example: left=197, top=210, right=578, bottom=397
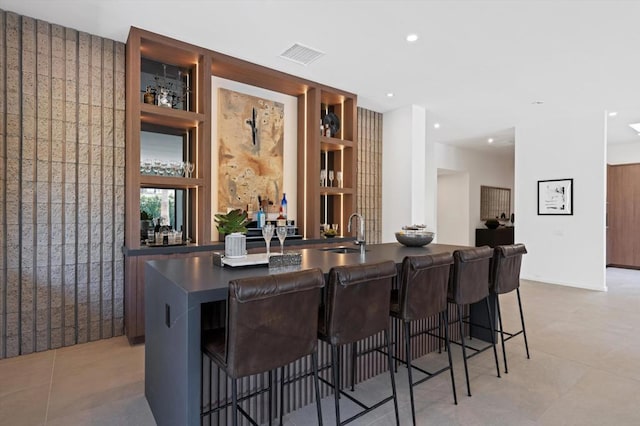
left=212, top=252, right=302, bottom=268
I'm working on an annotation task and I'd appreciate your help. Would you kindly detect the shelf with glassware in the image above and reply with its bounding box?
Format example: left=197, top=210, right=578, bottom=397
left=318, top=137, right=355, bottom=237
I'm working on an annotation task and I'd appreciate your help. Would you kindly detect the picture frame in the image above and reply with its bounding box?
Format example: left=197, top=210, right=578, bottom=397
left=538, top=178, right=573, bottom=215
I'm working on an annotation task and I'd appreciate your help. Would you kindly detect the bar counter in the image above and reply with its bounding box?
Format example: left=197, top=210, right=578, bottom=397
left=144, top=242, right=467, bottom=426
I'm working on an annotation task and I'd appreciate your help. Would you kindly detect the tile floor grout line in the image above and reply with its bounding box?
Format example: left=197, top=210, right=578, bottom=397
left=43, top=349, right=57, bottom=425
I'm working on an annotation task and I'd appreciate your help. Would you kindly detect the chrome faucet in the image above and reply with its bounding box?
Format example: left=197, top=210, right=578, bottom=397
left=348, top=213, right=366, bottom=255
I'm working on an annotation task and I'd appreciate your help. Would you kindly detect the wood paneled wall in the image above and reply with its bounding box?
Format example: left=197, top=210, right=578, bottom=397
left=0, top=10, right=126, bottom=358
left=607, top=163, right=640, bottom=268
left=357, top=108, right=383, bottom=244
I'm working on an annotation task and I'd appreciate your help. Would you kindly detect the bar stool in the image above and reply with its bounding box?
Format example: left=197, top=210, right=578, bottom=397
left=390, top=253, right=457, bottom=426
left=491, top=243, right=529, bottom=373
left=318, top=261, right=400, bottom=425
left=448, top=246, right=501, bottom=397
left=201, top=268, right=325, bottom=426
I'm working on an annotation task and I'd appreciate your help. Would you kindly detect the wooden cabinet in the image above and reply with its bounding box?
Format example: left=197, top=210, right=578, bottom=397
left=475, top=227, right=514, bottom=248
left=125, top=28, right=212, bottom=250
left=297, top=89, right=357, bottom=238
left=607, top=163, right=640, bottom=268
left=124, top=27, right=358, bottom=343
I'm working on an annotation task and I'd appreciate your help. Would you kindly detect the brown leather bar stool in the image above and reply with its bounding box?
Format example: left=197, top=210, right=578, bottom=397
left=201, top=268, right=325, bottom=426
left=318, top=261, right=400, bottom=426
left=448, top=246, right=501, bottom=397
left=491, top=243, right=529, bottom=373
left=390, top=253, right=457, bottom=426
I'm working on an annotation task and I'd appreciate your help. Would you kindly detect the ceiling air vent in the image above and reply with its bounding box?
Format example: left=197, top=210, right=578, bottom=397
left=280, top=43, right=325, bottom=66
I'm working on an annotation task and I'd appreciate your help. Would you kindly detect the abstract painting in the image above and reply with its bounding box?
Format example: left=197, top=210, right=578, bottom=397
left=217, top=88, right=284, bottom=213
left=538, top=178, right=573, bottom=215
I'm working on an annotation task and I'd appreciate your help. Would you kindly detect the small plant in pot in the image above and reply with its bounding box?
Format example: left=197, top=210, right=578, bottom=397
left=215, top=209, right=249, bottom=258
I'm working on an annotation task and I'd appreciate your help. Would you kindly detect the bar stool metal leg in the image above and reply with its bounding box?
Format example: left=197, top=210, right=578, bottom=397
left=312, top=352, right=323, bottom=426
left=331, top=345, right=341, bottom=425
left=384, top=329, right=400, bottom=426
left=517, top=288, right=530, bottom=359
left=279, top=366, right=285, bottom=425
left=485, top=297, right=501, bottom=378
left=457, top=304, right=472, bottom=397
left=442, top=311, right=458, bottom=405
left=268, top=370, right=273, bottom=426
left=404, top=322, right=416, bottom=425
left=496, top=295, right=509, bottom=373
left=231, top=378, right=238, bottom=426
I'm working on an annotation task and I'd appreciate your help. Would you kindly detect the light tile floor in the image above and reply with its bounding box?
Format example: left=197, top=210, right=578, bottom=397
left=1, top=268, right=639, bottom=425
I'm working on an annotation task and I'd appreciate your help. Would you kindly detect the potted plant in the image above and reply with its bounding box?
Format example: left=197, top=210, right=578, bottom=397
left=215, top=209, right=249, bottom=258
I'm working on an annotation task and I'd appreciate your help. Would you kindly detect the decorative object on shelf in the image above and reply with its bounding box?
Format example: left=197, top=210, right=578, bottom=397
left=538, top=178, right=573, bottom=215
left=215, top=209, right=249, bottom=258
left=320, top=169, right=327, bottom=187
left=395, top=225, right=434, bottom=247
left=510, top=213, right=515, bottom=226
left=336, top=171, right=343, bottom=188
left=218, top=88, right=284, bottom=213
left=485, top=218, right=500, bottom=229
left=153, top=63, right=190, bottom=109
left=324, top=228, right=337, bottom=238
left=328, top=170, right=334, bottom=187
left=143, top=86, right=155, bottom=104
left=322, top=112, right=340, bottom=137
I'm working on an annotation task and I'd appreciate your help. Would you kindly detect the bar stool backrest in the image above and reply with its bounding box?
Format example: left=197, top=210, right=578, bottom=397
left=399, top=252, right=454, bottom=321
left=491, top=244, right=528, bottom=295
left=225, top=268, right=325, bottom=378
left=323, top=261, right=397, bottom=346
left=449, top=246, right=493, bottom=305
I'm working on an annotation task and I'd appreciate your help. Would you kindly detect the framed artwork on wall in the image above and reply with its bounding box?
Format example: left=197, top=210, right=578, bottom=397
left=538, top=178, right=573, bottom=215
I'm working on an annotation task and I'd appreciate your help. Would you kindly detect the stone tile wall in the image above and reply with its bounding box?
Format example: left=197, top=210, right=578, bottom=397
left=0, top=10, right=125, bottom=358
left=357, top=108, right=383, bottom=244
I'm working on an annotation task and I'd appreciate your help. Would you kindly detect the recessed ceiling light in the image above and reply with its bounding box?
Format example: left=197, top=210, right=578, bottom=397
left=434, top=123, right=440, bottom=129
left=406, top=34, right=418, bottom=42
left=386, top=92, right=394, bottom=98
left=487, top=138, right=494, bottom=144
left=608, top=111, right=618, bottom=117
left=629, top=123, right=640, bottom=132
left=531, top=100, right=544, bottom=105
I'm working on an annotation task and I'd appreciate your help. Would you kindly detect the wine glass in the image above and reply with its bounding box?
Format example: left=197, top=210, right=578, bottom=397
left=276, top=225, right=287, bottom=255
left=262, top=223, right=274, bottom=257
left=328, top=170, right=334, bottom=187
left=336, top=171, right=343, bottom=188
left=320, top=169, right=327, bottom=186
left=185, top=161, right=195, bottom=178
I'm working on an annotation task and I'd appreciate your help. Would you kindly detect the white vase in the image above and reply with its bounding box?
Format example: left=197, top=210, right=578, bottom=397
left=225, top=233, right=246, bottom=258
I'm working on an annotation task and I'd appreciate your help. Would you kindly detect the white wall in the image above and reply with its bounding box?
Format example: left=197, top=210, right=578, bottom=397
left=607, top=142, right=640, bottom=164
left=382, top=105, right=428, bottom=242
left=515, top=110, right=606, bottom=291
left=211, top=76, right=297, bottom=240
left=437, top=171, right=470, bottom=245
left=435, top=143, right=514, bottom=245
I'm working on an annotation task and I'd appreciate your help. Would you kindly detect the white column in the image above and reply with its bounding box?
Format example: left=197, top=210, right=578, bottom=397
left=515, top=108, right=607, bottom=291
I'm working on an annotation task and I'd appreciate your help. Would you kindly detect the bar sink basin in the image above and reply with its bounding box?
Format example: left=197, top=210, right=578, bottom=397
left=320, top=246, right=365, bottom=254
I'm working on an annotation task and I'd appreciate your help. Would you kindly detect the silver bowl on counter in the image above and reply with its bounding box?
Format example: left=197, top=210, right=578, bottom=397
left=395, top=230, right=435, bottom=247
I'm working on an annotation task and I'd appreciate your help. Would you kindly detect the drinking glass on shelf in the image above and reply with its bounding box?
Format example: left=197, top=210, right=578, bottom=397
left=320, top=169, right=327, bottom=186
left=336, top=171, right=343, bottom=188
left=276, top=225, right=287, bottom=255
left=262, top=223, right=274, bottom=257
left=185, top=161, right=195, bottom=178
left=328, top=170, right=334, bottom=187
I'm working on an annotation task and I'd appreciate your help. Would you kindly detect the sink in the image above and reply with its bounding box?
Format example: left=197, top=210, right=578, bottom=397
left=320, top=246, right=364, bottom=254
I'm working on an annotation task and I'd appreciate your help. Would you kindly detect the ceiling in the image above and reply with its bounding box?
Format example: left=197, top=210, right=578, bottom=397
left=3, top=0, right=640, bottom=151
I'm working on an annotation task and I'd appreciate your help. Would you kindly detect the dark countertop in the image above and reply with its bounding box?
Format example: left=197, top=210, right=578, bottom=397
left=146, top=242, right=466, bottom=300
left=122, top=236, right=355, bottom=257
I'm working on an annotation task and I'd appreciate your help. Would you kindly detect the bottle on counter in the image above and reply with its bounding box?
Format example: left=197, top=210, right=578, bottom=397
left=281, top=193, right=287, bottom=219
left=277, top=206, right=286, bottom=227
left=256, top=207, right=265, bottom=228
